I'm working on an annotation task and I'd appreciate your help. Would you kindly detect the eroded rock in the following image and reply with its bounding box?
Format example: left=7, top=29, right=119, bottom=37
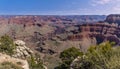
left=13, top=40, right=33, bottom=59
left=0, top=53, right=29, bottom=69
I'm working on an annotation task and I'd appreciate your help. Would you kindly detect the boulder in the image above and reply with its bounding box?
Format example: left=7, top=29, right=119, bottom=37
left=13, top=40, right=33, bottom=59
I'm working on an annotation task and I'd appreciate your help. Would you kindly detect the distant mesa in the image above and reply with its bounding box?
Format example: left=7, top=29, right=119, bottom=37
left=105, top=14, right=120, bottom=25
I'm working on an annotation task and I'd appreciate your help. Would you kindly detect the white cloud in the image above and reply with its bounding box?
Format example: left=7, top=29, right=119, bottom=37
left=93, top=0, right=111, bottom=5
left=113, top=7, right=120, bottom=11
left=92, top=0, right=120, bottom=6
left=111, top=5, right=120, bottom=13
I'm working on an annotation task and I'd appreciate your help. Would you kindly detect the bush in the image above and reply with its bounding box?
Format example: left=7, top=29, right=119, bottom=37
left=27, top=54, right=45, bottom=69
left=57, top=42, right=120, bottom=69
left=71, top=41, right=120, bottom=69
left=0, top=35, right=16, bottom=55
left=60, top=47, right=83, bottom=61
left=55, top=47, right=83, bottom=69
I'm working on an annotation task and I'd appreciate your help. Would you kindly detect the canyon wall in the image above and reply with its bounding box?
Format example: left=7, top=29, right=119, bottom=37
left=68, top=23, right=120, bottom=45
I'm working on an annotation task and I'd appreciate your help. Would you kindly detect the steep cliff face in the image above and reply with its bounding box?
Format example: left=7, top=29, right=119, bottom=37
left=105, top=14, right=120, bottom=25
left=68, top=23, right=120, bottom=45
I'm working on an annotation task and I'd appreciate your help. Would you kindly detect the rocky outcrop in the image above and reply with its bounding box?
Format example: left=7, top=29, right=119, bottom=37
left=105, top=14, right=120, bottom=25
left=0, top=53, right=29, bottom=69
left=68, top=23, right=120, bottom=45
left=12, top=40, right=33, bottom=59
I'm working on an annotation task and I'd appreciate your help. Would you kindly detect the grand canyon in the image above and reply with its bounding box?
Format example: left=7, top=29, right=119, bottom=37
left=0, top=14, right=119, bottom=69
left=0, top=0, right=120, bottom=69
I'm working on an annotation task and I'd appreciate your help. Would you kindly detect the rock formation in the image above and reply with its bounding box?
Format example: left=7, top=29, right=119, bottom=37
left=105, top=14, right=120, bottom=25
left=0, top=53, right=29, bottom=69
left=13, top=40, right=33, bottom=59
left=68, top=23, right=120, bottom=47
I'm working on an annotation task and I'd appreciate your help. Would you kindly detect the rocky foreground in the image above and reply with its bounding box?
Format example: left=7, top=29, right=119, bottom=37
left=0, top=39, right=47, bottom=69
left=0, top=53, right=29, bottom=69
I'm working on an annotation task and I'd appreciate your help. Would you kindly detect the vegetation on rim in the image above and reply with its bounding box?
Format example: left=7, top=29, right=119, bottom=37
left=56, top=41, right=120, bottom=69
left=0, top=35, right=16, bottom=55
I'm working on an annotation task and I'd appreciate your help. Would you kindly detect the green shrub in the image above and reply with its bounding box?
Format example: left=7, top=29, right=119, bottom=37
left=0, top=35, right=16, bottom=55
left=55, top=47, right=83, bottom=69
left=27, top=54, right=45, bottom=69
left=56, top=42, right=120, bottom=69
left=71, top=41, right=120, bottom=69
left=60, top=47, right=83, bottom=61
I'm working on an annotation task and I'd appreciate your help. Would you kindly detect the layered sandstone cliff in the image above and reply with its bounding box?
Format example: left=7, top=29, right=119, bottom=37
left=68, top=23, right=120, bottom=45
left=105, top=14, right=120, bottom=25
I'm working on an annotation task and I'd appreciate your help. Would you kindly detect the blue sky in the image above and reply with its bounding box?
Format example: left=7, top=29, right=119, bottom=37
left=0, top=0, right=119, bottom=15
